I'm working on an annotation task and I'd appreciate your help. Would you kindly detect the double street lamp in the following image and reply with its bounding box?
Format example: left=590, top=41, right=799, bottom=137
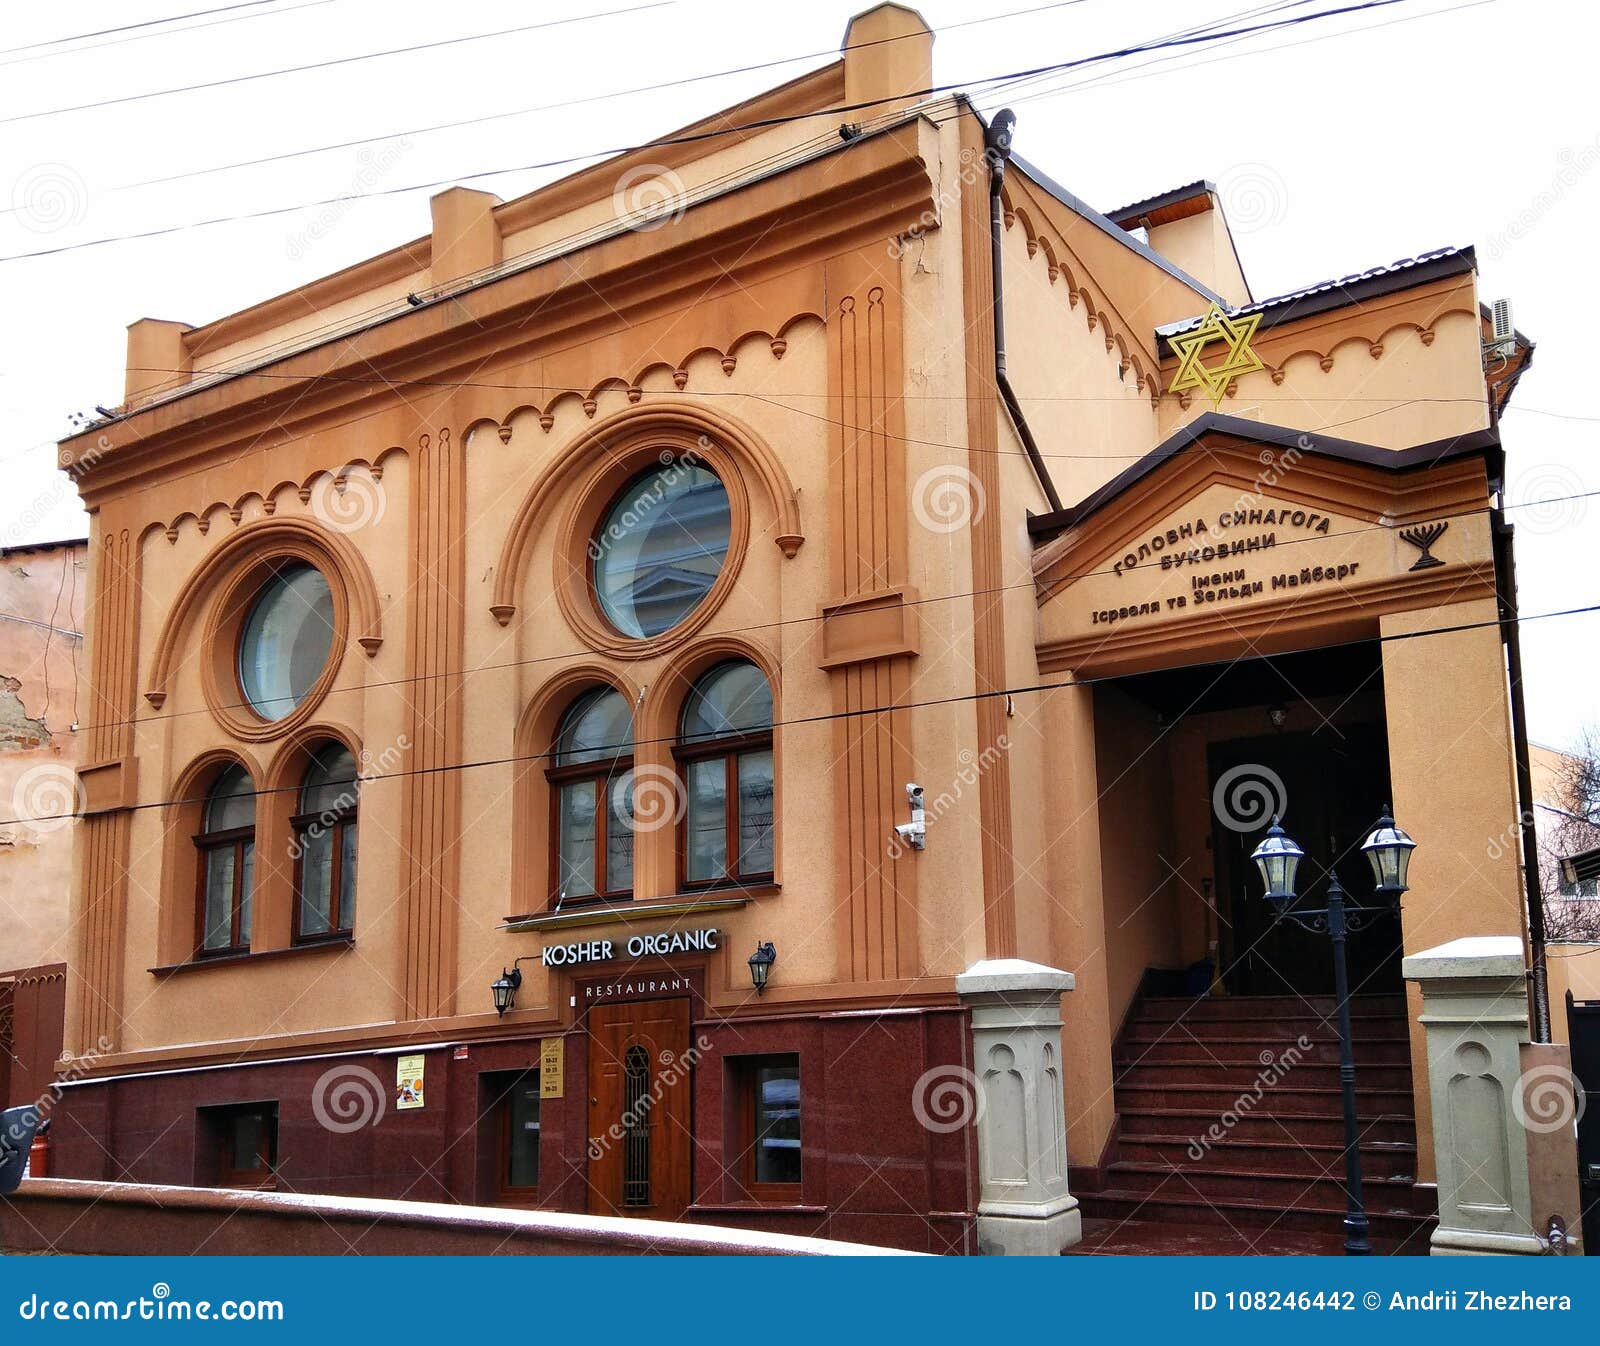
left=1248, top=808, right=1417, bottom=1255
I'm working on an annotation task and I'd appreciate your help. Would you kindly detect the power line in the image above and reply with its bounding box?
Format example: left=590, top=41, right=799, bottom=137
left=0, top=0, right=284, bottom=56
left=4, top=596, right=1595, bottom=829
left=17, top=481, right=1598, bottom=741
left=104, top=0, right=1095, bottom=196
left=0, top=0, right=339, bottom=69
left=0, top=0, right=1421, bottom=264
left=0, top=2, right=672, bottom=127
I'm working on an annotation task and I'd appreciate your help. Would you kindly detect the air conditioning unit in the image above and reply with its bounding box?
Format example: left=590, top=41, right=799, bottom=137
left=1487, top=297, right=1517, bottom=361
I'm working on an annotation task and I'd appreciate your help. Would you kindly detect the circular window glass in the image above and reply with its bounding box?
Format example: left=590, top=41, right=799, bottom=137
left=592, top=463, right=732, bottom=638
left=237, top=564, right=336, bottom=720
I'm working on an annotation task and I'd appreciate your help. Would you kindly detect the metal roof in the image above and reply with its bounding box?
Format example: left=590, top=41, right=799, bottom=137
left=1106, top=180, right=1216, bottom=227
left=1156, top=246, right=1475, bottom=341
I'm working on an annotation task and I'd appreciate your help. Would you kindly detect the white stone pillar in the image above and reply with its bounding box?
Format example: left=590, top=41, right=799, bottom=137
left=955, top=959, right=1081, bottom=1255
left=1403, top=936, right=1579, bottom=1255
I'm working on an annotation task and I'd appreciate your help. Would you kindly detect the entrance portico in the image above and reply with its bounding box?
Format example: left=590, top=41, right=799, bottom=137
left=1032, top=414, right=1528, bottom=1193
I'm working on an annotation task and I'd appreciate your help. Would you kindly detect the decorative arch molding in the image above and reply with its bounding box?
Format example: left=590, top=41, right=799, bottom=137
left=509, top=663, right=642, bottom=918
left=490, top=400, right=805, bottom=632
left=999, top=183, right=1159, bottom=404
left=262, top=718, right=365, bottom=798
left=147, top=447, right=408, bottom=544
left=1171, top=310, right=1477, bottom=392
left=156, top=746, right=264, bottom=966
left=637, top=632, right=781, bottom=748
left=513, top=663, right=642, bottom=761
left=486, top=317, right=821, bottom=444
left=143, top=517, right=384, bottom=731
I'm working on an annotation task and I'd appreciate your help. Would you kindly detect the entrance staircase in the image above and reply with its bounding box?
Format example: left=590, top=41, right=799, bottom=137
left=1076, top=992, right=1435, bottom=1253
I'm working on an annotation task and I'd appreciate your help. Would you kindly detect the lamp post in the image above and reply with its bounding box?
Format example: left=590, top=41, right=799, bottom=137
left=1248, top=809, right=1416, bottom=1256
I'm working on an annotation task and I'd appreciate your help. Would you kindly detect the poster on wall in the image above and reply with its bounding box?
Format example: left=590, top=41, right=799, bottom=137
left=540, top=1037, right=564, bottom=1099
left=396, top=1054, right=425, bottom=1110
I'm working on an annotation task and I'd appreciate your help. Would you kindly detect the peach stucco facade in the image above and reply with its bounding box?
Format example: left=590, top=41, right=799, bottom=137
left=50, top=6, right=1539, bottom=1244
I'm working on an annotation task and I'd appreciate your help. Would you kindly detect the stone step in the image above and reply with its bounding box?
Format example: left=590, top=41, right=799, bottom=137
left=1117, top=1133, right=1418, bottom=1180
left=1114, top=1057, right=1413, bottom=1091
left=1077, top=1190, right=1435, bottom=1247
left=1104, top=1160, right=1432, bottom=1213
left=1117, top=1106, right=1416, bottom=1147
left=1124, top=1017, right=1410, bottom=1044
left=1137, top=994, right=1407, bottom=1021
left=1115, top=1080, right=1414, bottom=1114
left=1121, top=1035, right=1411, bottom=1066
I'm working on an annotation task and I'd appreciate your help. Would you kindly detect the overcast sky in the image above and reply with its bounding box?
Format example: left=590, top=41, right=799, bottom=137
left=1, top=0, right=1591, bottom=748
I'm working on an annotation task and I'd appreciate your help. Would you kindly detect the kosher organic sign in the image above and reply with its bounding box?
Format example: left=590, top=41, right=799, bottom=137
left=1091, top=502, right=1360, bottom=629
left=540, top=926, right=720, bottom=968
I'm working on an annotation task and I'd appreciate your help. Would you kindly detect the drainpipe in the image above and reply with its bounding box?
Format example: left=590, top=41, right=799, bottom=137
left=1494, top=507, right=1551, bottom=1041
left=983, top=109, right=1063, bottom=514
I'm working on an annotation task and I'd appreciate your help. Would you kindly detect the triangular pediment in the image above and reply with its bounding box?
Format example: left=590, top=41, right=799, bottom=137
left=1032, top=420, right=1498, bottom=677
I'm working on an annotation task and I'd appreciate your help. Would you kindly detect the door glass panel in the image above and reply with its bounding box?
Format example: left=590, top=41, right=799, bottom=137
left=238, top=841, right=254, bottom=945
left=202, top=848, right=236, bottom=950
left=298, top=825, right=333, bottom=936
left=623, top=1045, right=652, bottom=1207
left=754, top=1061, right=801, bottom=1185
left=339, top=821, right=358, bottom=928
left=606, top=769, right=634, bottom=892
left=506, top=1080, right=541, bottom=1189
left=229, top=1112, right=267, bottom=1171
left=737, top=749, right=775, bottom=874
left=686, top=758, right=727, bottom=882
left=558, top=780, right=597, bottom=897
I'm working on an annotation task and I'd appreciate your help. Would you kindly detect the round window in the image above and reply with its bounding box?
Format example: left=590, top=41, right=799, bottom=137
left=237, top=564, right=336, bottom=720
left=592, top=463, right=732, bottom=639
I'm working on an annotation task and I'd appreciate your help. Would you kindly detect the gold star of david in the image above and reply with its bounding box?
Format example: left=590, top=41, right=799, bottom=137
left=1167, top=304, right=1265, bottom=406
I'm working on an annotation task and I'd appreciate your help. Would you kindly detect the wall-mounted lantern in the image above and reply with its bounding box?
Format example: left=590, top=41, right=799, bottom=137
left=747, top=942, right=777, bottom=995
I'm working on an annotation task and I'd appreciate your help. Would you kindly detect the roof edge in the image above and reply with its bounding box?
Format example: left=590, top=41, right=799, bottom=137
left=1027, top=414, right=1503, bottom=540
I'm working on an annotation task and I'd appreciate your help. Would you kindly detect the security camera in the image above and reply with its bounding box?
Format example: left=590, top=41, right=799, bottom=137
left=894, top=782, right=927, bottom=851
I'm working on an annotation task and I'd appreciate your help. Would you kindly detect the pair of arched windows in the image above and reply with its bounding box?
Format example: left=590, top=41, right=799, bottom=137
left=547, top=660, right=774, bottom=903
left=194, top=743, right=359, bottom=956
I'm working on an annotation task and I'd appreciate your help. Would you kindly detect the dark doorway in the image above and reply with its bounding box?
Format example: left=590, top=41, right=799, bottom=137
left=1210, top=724, right=1403, bottom=997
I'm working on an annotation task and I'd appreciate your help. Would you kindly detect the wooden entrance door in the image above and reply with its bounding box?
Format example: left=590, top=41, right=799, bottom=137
left=587, top=997, right=692, bottom=1220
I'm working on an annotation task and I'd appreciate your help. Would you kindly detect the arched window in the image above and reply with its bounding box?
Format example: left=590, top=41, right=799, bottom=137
left=676, top=661, right=774, bottom=887
left=293, top=742, right=359, bottom=942
left=196, top=763, right=256, bottom=955
left=548, top=688, right=635, bottom=902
